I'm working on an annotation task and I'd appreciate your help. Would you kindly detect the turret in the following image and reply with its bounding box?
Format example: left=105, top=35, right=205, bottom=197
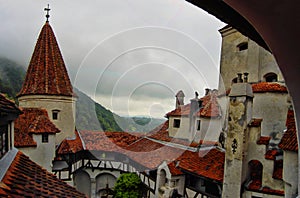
left=17, top=9, right=76, bottom=144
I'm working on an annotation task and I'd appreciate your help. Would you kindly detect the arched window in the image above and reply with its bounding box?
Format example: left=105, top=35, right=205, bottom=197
left=248, top=160, right=263, bottom=185
left=237, top=42, right=248, bottom=51
left=264, top=72, right=278, bottom=82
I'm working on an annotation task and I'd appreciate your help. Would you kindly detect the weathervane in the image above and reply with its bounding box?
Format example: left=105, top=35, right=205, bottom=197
left=44, top=4, right=51, bottom=22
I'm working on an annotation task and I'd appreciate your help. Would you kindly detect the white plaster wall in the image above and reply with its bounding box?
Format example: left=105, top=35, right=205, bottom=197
left=19, top=134, right=56, bottom=171
left=18, top=95, right=76, bottom=144
left=252, top=93, right=288, bottom=137
left=194, top=118, right=222, bottom=142
left=168, top=116, right=190, bottom=140
left=283, top=151, right=298, bottom=198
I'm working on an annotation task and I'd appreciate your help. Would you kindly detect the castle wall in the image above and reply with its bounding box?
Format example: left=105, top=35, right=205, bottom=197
left=168, top=116, right=190, bottom=140
left=252, top=92, right=288, bottom=137
left=19, top=134, right=56, bottom=171
left=283, top=151, right=298, bottom=198
left=194, top=118, right=222, bottom=142
left=18, top=95, right=76, bottom=144
left=219, top=26, right=285, bottom=91
left=219, top=27, right=249, bottom=90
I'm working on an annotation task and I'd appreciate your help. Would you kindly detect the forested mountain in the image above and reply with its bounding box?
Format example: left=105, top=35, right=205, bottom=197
left=0, top=57, right=164, bottom=132
left=0, top=58, right=26, bottom=100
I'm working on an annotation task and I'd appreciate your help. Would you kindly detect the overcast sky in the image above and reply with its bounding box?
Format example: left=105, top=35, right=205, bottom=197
left=0, top=0, right=225, bottom=118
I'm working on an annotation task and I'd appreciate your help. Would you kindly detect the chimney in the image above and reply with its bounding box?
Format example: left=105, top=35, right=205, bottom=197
left=243, top=72, right=249, bottom=83
left=175, top=90, right=185, bottom=109
left=237, top=73, right=243, bottom=83
left=189, top=92, right=202, bottom=140
left=205, top=88, right=211, bottom=96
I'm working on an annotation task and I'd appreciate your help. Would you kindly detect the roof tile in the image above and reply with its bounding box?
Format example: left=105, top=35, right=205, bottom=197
left=18, top=22, right=74, bottom=97
left=279, top=110, right=298, bottom=152
left=14, top=108, right=60, bottom=148
left=0, top=151, right=86, bottom=197
left=0, top=94, right=21, bottom=114
left=57, top=129, right=84, bottom=154
left=166, top=92, right=221, bottom=118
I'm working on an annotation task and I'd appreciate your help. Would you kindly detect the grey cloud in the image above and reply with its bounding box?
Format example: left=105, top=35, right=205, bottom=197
left=0, top=0, right=225, bottom=117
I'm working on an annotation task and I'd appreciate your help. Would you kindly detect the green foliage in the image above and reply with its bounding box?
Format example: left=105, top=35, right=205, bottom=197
left=0, top=57, right=26, bottom=100
left=113, top=173, right=142, bottom=198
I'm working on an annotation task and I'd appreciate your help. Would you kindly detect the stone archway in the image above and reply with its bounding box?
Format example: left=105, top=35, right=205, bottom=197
left=74, top=170, right=91, bottom=197
left=96, top=173, right=117, bottom=198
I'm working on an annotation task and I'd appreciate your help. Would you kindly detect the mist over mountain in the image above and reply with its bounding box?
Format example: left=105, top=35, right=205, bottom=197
left=0, top=57, right=164, bottom=132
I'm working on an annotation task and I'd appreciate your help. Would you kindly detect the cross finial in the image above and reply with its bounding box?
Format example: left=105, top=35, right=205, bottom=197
left=44, top=4, right=51, bottom=22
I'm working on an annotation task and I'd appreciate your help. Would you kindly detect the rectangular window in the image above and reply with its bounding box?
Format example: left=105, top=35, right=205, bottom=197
left=42, top=133, right=49, bottom=143
left=173, top=119, right=181, bottom=128
left=0, top=125, right=8, bottom=159
left=52, top=110, right=60, bottom=120
left=197, top=120, right=201, bottom=131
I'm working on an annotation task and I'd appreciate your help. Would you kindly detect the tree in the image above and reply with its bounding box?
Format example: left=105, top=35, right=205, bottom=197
left=113, top=173, right=142, bottom=198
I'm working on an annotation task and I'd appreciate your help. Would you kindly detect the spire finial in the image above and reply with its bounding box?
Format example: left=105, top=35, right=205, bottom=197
left=44, top=4, right=51, bottom=22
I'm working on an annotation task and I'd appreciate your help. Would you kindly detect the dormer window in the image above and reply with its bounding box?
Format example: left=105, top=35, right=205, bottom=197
left=42, top=133, right=49, bottom=143
left=264, top=72, right=278, bottom=82
left=173, top=119, right=181, bottom=128
left=52, top=110, right=60, bottom=120
left=237, top=42, right=248, bottom=51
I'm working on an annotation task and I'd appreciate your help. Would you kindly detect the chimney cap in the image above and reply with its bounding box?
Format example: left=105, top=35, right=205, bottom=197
left=176, top=90, right=185, bottom=97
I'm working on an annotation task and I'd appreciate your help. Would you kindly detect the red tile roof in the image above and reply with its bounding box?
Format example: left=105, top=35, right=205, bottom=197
left=251, top=82, right=288, bottom=93
left=279, top=109, right=298, bottom=152
left=225, top=82, right=288, bottom=96
left=18, top=22, right=74, bottom=97
left=264, top=149, right=281, bottom=160
left=166, top=92, right=221, bottom=118
left=0, top=94, right=21, bottom=114
left=0, top=151, right=86, bottom=197
left=168, top=162, right=183, bottom=176
left=14, top=108, right=60, bottom=148
left=75, top=130, right=224, bottom=182
left=57, top=129, right=84, bottom=154
left=79, top=131, right=141, bottom=152
left=177, top=149, right=224, bottom=182
left=257, top=136, right=271, bottom=145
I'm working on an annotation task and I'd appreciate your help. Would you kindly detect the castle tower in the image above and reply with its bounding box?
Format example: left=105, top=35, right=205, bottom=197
left=17, top=8, right=76, bottom=144
left=218, top=25, right=284, bottom=91
left=222, top=75, right=253, bottom=198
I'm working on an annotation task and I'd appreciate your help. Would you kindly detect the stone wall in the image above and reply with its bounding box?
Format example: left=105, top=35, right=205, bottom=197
left=18, top=95, right=76, bottom=144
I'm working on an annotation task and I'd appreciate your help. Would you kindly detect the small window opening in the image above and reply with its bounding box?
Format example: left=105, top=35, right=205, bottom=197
left=52, top=110, right=60, bottom=120
left=173, top=119, right=181, bottom=128
left=237, top=42, right=248, bottom=51
left=197, top=120, right=201, bottom=131
left=42, top=133, right=49, bottom=143
left=264, top=73, right=278, bottom=82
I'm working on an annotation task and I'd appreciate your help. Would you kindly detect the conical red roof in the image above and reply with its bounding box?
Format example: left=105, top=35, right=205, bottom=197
left=18, top=22, right=74, bottom=97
